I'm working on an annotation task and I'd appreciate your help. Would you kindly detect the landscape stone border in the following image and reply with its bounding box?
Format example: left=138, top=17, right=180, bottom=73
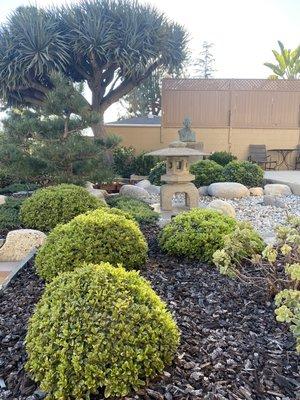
left=0, top=248, right=36, bottom=292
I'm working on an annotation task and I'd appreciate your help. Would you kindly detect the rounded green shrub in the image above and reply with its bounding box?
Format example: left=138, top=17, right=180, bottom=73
left=159, top=209, right=236, bottom=262
left=35, top=208, right=148, bottom=281
left=107, top=195, right=159, bottom=224
left=26, top=263, right=180, bottom=399
left=20, top=184, right=104, bottom=232
left=189, top=160, right=224, bottom=187
left=209, top=151, right=237, bottom=166
left=148, top=161, right=166, bottom=186
left=222, top=160, right=264, bottom=187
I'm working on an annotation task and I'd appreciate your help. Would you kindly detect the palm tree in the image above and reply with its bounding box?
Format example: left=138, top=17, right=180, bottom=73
left=264, top=41, right=300, bottom=79
left=0, top=1, right=188, bottom=138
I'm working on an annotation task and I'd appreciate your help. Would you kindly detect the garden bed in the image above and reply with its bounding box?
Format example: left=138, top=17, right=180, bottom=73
left=0, top=226, right=299, bottom=400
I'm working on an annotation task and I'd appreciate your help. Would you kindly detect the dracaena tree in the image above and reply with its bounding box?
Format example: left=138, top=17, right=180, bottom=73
left=0, top=0, right=187, bottom=137
left=264, top=41, right=300, bottom=79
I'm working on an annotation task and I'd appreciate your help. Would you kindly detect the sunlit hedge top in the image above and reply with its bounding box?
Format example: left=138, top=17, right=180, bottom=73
left=20, top=184, right=104, bottom=232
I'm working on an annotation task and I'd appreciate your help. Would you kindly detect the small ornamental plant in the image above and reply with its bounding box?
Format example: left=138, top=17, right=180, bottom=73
left=107, top=195, right=159, bottom=224
left=213, top=222, right=266, bottom=278
left=35, top=208, right=148, bottom=281
left=159, top=209, right=236, bottom=262
left=20, top=184, right=104, bottom=232
left=26, top=263, right=180, bottom=399
left=189, top=160, right=224, bottom=187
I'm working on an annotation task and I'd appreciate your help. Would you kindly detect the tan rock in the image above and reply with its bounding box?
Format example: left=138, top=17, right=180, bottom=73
left=85, top=182, right=108, bottom=204
left=0, top=195, right=7, bottom=206
left=207, top=182, right=250, bottom=199
left=264, top=184, right=292, bottom=196
left=249, top=187, right=264, bottom=196
left=207, top=199, right=236, bottom=218
left=0, top=229, right=47, bottom=261
left=119, top=184, right=150, bottom=202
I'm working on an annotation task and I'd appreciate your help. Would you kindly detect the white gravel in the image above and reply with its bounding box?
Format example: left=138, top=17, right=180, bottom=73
left=149, top=193, right=300, bottom=242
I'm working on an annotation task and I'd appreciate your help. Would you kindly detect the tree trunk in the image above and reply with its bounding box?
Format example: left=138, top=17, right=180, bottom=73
left=91, top=111, right=107, bottom=138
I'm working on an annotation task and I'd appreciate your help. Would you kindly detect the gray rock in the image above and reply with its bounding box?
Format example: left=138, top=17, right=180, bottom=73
left=264, top=183, right=292, bottom=196
left=249, top=187, right=264, bottom=196
left=119, top=184, right=150, bottom=202
left=207, top=199, right=236, bottom=218
left=207, top=182, right=250, bottom=199
left=145, top=184, right=160, bottom=196
left=85, top=182, right=107, bottom=204
left=136, top=179, right=151, bottom=189
left=198, top=186, right=208, bottom=196
left=263, top=195, right=286, bottom=208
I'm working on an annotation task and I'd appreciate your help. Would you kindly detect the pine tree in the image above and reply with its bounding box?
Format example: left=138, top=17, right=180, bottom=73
left=194, top=42, right=216, bottom=79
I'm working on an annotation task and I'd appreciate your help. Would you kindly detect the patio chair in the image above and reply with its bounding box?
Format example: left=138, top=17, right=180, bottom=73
left=295, top=144, right=300, bottom=170
left=248, top=145, right=277, bottom=170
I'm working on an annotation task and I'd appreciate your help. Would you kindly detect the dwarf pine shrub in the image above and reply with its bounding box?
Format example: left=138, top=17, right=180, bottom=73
left=20, top=184, right=104, bottom=232
left=35, top=208, right=148, bottom=281
left=26, top=263, right=180, bottom=399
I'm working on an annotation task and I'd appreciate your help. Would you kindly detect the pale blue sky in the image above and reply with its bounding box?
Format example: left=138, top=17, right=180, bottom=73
left=0, top=0, right=299, bottom=120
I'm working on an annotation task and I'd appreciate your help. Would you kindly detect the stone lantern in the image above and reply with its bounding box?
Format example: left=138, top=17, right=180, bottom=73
left=147, top=141, right=204, bottom=211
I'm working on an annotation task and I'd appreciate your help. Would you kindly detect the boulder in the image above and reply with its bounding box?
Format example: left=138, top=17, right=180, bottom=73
left=0, top=229, right=47, bottom=261
left=207, top=199, right=236, bottom=218
left=198, top=186, right=208, bottom=196
left=85, top=182, right=107, bottom=204
left=136, top=179, right=151, bottom=189
left=119, top=184, right=150, bottom=202
left=207, top=182, right=250, bottom=199
left=263, top=195, right=286, bottom=208
left=145, top=184, right=160, bottom=196
left=264, top=184, right=292, bottom=196
left=0, top=195, right=7, bottom=206
left=249, top=187, right=264, bottom=196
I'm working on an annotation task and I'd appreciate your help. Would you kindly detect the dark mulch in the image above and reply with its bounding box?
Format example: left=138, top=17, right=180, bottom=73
left=0, top=225, right=299, bottom=400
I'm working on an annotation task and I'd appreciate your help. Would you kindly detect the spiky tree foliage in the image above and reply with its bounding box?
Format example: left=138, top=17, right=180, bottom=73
left=264, top=41, right=300, bottom=79
left=0, top=1, right=187, bottom=137
left=0, top=74, right=115, bottom=184
left=194, top=41, right=216, bottom=79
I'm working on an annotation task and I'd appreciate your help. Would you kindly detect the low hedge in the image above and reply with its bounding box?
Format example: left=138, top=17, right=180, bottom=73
left=26, top=263, right=180, bottom=399
left=222, top=161, right=264, bottom=187
left=35, top=208, right=148, bottom=281
left=159, top=209, right=236, bottom=262
left=107, top=196, right=159, bottom=224
left=20, top=184, right=104, bottom=232
left=0, top=198, right=23, bottom=233
left=189, top=160, right=224, bottom=187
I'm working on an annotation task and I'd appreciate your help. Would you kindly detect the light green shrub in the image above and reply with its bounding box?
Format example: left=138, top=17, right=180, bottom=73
left=189, top=160, right=224, bottom=187
left=159, top=209, right=236, bottom=262
left=26, top=263, right=180, bottom=399
left=222, top=160, right=264, bottom=187
left=35, top=208, right=148, bottom=281
left=20, top=184, right=104, bottom=232
left=107, top=195, right=159, bottom=224
left=213, top=221, right=266, bottom=277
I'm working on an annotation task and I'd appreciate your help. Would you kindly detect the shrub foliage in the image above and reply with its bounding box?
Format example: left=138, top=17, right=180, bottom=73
left=209, top=151, right=237, bottom=166
left=26, top=263, right=180, bottom=399
left=222, top=160, right=264, bottom=187
left=159, top=209, right=236, bottom=262
left=20, top=184, right=104, bottom=232
left=35, top=208, right=148, bottom=281
left=148, top=161, right=166, bottom=186
left=189, top=160, right=224, bottom=187
left=0, top=197, right=23, bottom=233
left=107, top=195, right=159, bottom=224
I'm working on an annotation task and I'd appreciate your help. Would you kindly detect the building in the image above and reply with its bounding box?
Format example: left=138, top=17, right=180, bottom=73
left=106, top=78, right=300, bottom=162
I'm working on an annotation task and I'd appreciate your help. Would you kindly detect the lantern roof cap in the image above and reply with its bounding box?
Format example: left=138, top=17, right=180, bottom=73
left=146, top=141, right=205, bottom=157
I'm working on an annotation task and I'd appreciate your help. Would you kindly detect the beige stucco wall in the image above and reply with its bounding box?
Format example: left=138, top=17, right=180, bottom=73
left=106, top=124, right=300, bottom=167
